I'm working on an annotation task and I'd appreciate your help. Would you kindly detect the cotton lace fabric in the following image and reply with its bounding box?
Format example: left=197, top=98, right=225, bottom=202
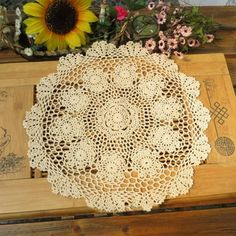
left=23, top=41, right=211, bottom=212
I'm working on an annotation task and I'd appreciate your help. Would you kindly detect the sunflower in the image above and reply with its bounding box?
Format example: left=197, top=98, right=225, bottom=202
left=23, top=0, right=98, bottom=50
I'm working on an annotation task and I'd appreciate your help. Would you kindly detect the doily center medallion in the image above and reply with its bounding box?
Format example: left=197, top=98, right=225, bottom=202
left=97, top=99, right=139, bottom=138
left=23, top=41, right=211, bottom=213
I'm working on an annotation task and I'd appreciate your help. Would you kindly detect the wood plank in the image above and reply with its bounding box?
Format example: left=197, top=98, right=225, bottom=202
left=0, top=164, right=236, bottom=219
left=0, top=86, right=34, bottom=179
left=0, top=54, right=232, bottom=87
left=1, top=207, right=236, bottom=236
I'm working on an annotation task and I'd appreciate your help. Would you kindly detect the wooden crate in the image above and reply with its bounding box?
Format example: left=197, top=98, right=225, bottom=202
left=0, top=53, right=236, bottom=222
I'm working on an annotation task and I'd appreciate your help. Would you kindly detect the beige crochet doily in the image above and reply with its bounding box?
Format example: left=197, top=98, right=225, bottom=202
left=23, top=41, right=211, bottom=212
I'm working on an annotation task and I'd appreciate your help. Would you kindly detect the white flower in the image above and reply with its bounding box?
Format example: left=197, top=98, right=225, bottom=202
left=151, top=126, right=181, bottom=152
left=64, top=139, right=95, bottom=169
left=139, top=73, right=165, bottom=99
left=153, top=97, right=182, bottom=121
left=15, top=28, right=21, bottom=36
left=113, top=63, right=137, bottom=88
left=61, top=88, right=89, bottom=113
left=49, top=115, right=83, bottom=141
left=131, top=148, right=162, bottom=177
left=82, top=68, right=108, bottom=92
left=188, top=135, right=211, bottom=166
left=97, top=98, right=139, bottom=139
left=15, top=19, right=21, bottom=29
left=24, top=48, right=33, bottom=56
left=15, top=7, right=21, bottom=17
left=96, top=152, right=126, bottom=183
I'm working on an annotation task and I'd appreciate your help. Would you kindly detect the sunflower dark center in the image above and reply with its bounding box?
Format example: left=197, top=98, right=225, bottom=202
left=45, top=0, right=78, bottom=35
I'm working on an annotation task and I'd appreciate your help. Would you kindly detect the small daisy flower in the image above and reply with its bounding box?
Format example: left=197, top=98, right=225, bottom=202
left=161, top=5, right=170, bottom=12
left=174, top=51, right=184, bottom=59
left=148, top=1, right=156, bottom=10
left=158, top=39, right=165, bottom=50
left=158, top=31, right=166, bottom=40
left=206, top=34, right=214, bottom=43
left=179, top=37, right=186, bottom=45
left=15, top=19, right=21, bottom=30
left=157, top=0, right=165, bottom=7
left=162, top=50, right=170, bottom=58
left=168, top=38, right=178, bottom=49
left=173, top=7, right=180, bottom=15
left=15, top=7, right=21, bottom=17
left=159, top=10, right=166, bottom=17
left=145, top=38, right=156, bottom=52
left=24, top=48, right=33, bottom=56
left=157, top=15, right=166, bottom=25
left=187, top=38, right=196, bottom=47
left=194, top=39, right=200, bottom=47
left=180, top=26, right=192, bottom=37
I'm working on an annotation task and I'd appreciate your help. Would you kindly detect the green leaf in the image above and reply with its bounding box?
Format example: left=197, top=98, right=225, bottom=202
left=122, top=0, right=146, bottom=10
left=107, top=6, right=117, bottom=18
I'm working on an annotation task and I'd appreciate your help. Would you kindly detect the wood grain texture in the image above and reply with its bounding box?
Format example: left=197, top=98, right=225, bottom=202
left=1, top=207, right=236, bottom=236
left=0, top=86, right=34, bottom=180
left=0, top=163, right=236, bottom=219
left=0, top=54, right=235, bottom=220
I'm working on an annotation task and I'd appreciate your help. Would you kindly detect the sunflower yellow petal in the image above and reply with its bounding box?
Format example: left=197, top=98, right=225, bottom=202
left=57, top=37, right=67, bottom=50
left=24, top=17, right=44, bottom=34
left=78, top=10, right=98, bottom=22
left=65, top=31, right=81, bottom=48
left=46, top=37, right=58, bottom=51
left=77, top=0, right=92, bottom=10
left=76, top=29, right=86, bottom=45
left=35, top=0, right=47, bottom=6
left=35, top=29, right=52, bottom=44
left=23, top=2, right=44, bottom=17
left=77, top=21, right=91, bottom=33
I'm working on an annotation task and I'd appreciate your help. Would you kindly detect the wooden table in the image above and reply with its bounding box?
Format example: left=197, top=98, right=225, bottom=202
left=0, top=6, right=236, bottom=235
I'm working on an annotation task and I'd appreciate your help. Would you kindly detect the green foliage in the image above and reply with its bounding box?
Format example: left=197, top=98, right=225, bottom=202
left=122, top=0, right=146, bottom=10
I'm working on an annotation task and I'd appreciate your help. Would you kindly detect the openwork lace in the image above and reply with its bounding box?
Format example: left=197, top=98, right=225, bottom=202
left=23, top=41, right=211, bottom=212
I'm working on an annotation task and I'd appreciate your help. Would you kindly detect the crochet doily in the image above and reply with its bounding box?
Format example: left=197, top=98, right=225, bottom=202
left=23, top=41, right=211, bottom=212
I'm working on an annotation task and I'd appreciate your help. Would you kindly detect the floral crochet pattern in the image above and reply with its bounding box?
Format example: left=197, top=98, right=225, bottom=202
left=23, top=41, right=211, bottom=212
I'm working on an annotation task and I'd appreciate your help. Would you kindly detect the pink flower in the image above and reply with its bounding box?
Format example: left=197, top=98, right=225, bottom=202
left=148, top=1, right=156, bottom=10
left=157, top=0, right=165, bottom=7
left=176, top=24, right=182, bottom=31
left=158, top=39, right=165, bottom=50
left=173, top=8, right=180, bottom=15
left=187, top=38, right=195, bottom=47
left=206, top=34, right=214, bottom=43
left=145, top=38, right=156, bottom=52
left=174, top=51, right=184, bottom=59
left=115, top=6, right=128, bottom=21
left=194, top=39, right=200, bottom=47
left=161, top=5, right=170, bottom=12
left=158, top=31, right=167, bottom=40
left=162, top=50, right=170, bottom=58
left=159, top=10, right=166, bottom=17
left=180, top=26, right=192, bottom=37
left=179, top=37, right=186, bottom=45
left=157, top=15, right=166, bottom=24
left=168, top=38, right=178, bottom=49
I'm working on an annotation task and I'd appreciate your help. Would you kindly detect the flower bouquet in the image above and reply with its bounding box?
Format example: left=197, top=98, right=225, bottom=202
left=1, top=0, right=218, bottom=60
